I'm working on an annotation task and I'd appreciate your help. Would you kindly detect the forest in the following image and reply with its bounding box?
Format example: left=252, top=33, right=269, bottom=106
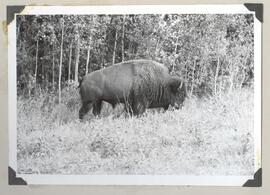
left=16, top=14, right=254, bottom=100
left=16, top=14, right=255, bottom=175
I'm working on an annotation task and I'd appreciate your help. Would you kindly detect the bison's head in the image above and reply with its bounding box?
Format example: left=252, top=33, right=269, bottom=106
left=168, top=77, right=187, bottom=109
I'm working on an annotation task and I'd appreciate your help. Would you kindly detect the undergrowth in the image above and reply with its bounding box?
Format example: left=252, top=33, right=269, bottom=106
left=17, top=86, right=254, bottom=175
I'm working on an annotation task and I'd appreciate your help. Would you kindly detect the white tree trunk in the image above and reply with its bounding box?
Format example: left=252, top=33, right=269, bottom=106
left=74, top=37, right=80, bottom=83
left=190, top=59, right=196, bottom=96
left=58, top=25, right=64, bottom=103
left=34, top=39, right=39, bottom=92
left=172, top=37, right=179, bottom=73
left=155, top=36, right=160, bottom=57
left=228, top=65, right=235, bottom=94
left=214, top=55, right=220, bottom=96
left=52, top=44, right=55, bottom=90
left=112, top=30, right=118, bottom=65
left=85, top=37, right=91, bottom=75
left=68, top=42, right=73, bottom=83
left=121, top=15, right=125, bottom=62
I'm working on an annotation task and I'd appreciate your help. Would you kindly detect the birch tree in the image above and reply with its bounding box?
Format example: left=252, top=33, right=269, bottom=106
left=34, top=38, right=39, bottom=92
left=85, top=37, right=91, bottom=75
left=74, top=33, right=80, bottom=83
left=58, top=18, right=64, bottom=103
left=52, top=44, right=55, bottom=90
left=112, top=30, right=118, bottom=65
left=121, top=15, right=126, bottom=62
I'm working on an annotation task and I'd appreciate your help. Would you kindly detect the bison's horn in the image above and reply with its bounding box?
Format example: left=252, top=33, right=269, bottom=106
left=180, top=81, right=183, bottom=89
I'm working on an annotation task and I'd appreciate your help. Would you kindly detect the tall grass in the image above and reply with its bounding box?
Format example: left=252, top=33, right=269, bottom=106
left=17, top=86, right=254, bottom=175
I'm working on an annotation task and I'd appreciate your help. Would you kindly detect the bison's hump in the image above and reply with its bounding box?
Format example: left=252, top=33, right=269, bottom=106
left=116, top=59, right=168, bottom=70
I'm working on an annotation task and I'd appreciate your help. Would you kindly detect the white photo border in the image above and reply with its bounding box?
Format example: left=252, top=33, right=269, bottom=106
left=8, top=5, right=261, bottom=185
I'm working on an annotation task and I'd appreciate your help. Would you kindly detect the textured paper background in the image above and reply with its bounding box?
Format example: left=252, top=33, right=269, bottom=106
left=0, top=0, right=269, bottom=194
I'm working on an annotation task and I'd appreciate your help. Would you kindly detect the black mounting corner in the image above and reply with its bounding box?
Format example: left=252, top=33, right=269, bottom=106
left=243, top=168, right=262, bottom=187
left=7, top=6, right=25, bottom=25
left=244, top=3, right=263, bottom=23
left=8, top=166, right=27, bottom=185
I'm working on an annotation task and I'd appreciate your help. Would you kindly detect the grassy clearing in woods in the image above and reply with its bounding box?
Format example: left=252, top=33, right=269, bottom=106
left=17, top=87, right=254, bottom=175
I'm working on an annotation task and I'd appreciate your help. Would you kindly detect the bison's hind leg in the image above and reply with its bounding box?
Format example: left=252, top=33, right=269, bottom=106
left=92, top=100, right=102, bottom=116
left=79, top=102, right=93, bottom=120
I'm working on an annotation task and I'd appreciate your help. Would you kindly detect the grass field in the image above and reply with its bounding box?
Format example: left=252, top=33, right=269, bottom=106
left=17, top=87, right=254, bottom=175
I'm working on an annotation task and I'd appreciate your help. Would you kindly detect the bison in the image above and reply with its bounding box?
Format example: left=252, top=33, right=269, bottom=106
left=79, top=59, right=186, bottom=119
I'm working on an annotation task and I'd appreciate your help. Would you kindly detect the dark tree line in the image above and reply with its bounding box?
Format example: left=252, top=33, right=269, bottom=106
left=16, top=14, right=254, bottom=101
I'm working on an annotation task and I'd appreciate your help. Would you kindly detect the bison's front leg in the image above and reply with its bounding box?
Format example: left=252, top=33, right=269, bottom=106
left=123, top=101, right=133, bottom=116
left=163, top=104, right=169, bottom=111
left=92, top=100, right=102, bottom=116
left=132, top=101, right=146, bottom=116
left=79, top=103, right=93, bottom=120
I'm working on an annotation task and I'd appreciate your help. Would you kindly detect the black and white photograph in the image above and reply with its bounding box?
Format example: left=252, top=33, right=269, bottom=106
left=8, top=5, right=261, bottom=185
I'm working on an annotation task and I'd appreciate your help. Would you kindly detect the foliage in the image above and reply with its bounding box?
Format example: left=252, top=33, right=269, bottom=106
left=16, top=14, right=254, bottom=98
